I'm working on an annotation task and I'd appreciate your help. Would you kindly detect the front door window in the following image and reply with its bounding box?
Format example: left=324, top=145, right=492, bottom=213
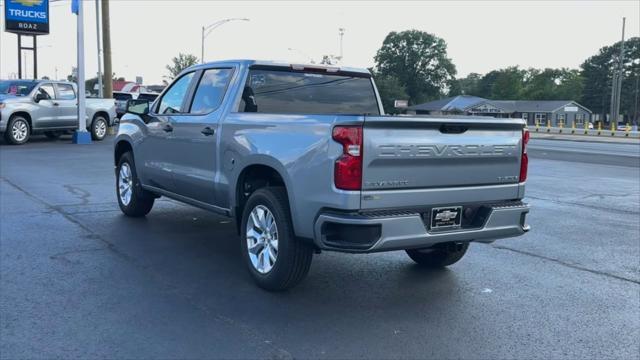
left=157, top=73, right=195, bottom=114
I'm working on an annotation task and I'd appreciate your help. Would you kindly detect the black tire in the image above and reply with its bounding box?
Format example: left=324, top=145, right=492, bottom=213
left=91, top=115, right=108, bottom=141
left=4, top=115, right=31, bottom=145
left=44, top=131, right=62, bottom=140
left=116, top=152, right=155, bottom=217
left=406, top=242, right=469, bottom=268
left=240, top=187, right=313, bottom=291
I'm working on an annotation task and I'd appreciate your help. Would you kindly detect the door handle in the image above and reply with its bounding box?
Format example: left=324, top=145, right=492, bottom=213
left=162, top=123, right=173, bottom=132
left=201, top=126, right=215, bottom=136
left=52, top=102, right=59, bottom=106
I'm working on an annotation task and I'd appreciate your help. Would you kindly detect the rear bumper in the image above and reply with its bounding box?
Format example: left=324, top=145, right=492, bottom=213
left=313, top=202, right=530, bottom=253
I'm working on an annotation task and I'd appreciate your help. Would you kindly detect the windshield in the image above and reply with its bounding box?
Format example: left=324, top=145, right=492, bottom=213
left=0, top=81, right=37, bottom=96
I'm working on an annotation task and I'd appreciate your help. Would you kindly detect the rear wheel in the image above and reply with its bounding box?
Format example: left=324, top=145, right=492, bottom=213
left=91, top=115, right=108, bottom=141
left=5, top=116, right=30, bottom=145
left=116, top=152, right=154, bottom=217
left=406, top=242, right=469, bottom=268
left=240, top=187, right=313, bottom=291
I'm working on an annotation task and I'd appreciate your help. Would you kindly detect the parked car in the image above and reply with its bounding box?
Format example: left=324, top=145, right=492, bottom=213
left=616, top=123, right=630, bottom=131
left=0, top=79, right=117, bottom=145
left=114, top=91, right=159, bottom=118
left=114, top=60, right=530, bottom=290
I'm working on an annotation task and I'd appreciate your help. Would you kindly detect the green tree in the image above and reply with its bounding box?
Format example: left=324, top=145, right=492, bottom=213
left=553, top=69, right=584, bottom=101
left=470, top=67, right=525, bottom=99
left=581, top=37, right=640, bottom=121
left=372, top=72, right=409, bottom=114
left=374, top=30, right=456, bottom=105
left=448, top=72, right=482, bottom=96
left=490, top=67, right=526, bottom=99
left=165, top=53, right=199, bottom=80
left=519, top=68, right=581, bottom=101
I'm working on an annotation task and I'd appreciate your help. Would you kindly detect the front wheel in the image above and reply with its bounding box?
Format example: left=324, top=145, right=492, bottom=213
left=406, top=242, right=469, bottom=268
left=240, top=187, right=313, bottom=291
left=4, top=116, right=30, bottom=145
left=91, top=115, right=108, bottom=141
left=116, top=152, right=155, bottom=217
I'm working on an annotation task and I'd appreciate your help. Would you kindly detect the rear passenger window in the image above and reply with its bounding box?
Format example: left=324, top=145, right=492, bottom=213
left=57, top=83, right=76, bottom=100
left=190, top=68, right=234, bottom=114
left=157, top=72, right=195, bottom=114
left=239, top=68, right=379, bottom=115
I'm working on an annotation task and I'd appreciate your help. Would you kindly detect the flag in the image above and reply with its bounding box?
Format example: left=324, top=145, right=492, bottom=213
left=71, top=0, right=79, bottom=15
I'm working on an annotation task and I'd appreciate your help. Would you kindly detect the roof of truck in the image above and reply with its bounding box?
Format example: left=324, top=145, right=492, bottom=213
left=194, top=59, right=371, bottom=75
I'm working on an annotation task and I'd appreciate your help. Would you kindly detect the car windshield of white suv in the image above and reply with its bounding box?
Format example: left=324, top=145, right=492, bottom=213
left=0, top=80, right=37, bottom=96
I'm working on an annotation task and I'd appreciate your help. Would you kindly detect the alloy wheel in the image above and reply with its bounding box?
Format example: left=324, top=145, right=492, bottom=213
left=11, top=120, right=28, bottom=142
left=95, top=119, right=107, bottom=138
left=246, top=205, right=279, bottom=274
left=118, top=163, right=133, bottom=206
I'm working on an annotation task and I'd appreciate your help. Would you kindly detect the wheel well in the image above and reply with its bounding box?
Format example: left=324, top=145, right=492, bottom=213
left=10, top=112, right=32, bottom=132
left=235, top=164, right=287, bottom=232
left=93, top=111, right=110, bottom=124
left=114, top=140, right=133, bottom=166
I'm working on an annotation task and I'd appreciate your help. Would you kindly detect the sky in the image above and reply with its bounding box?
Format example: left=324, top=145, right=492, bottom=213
left=0, top=0, right=639, bottom=85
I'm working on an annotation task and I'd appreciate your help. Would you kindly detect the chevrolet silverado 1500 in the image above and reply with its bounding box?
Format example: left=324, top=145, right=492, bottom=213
left=0, top=79, right=116, bottom=144
left=114, top=60, right=530, bottom=290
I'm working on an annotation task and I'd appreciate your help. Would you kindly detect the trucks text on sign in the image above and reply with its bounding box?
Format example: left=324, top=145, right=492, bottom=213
left=4, top=0, right=49, bottom=35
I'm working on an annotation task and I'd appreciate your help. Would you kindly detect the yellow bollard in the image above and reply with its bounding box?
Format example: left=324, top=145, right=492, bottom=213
left=597, top=121, right=602, bottom=135
left=611, top=121, right=616, bottom=136
left=547, top=119, right=551, bottom=133
left=559, top=120, right=563, bottom=133
left=584, top=121, right=589, bottom=135
left=626, top=123, right=631, bottom=137
left=535, top=121, right=540, bottom=132
left=571, top=120, right=576, bottom=134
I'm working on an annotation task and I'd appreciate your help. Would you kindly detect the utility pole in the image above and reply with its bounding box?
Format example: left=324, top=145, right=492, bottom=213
left=609, top=17, right=625, bottom=127
left=101, top=0, right=113, bottom=98
left=95, top=0, right=103, bottom=97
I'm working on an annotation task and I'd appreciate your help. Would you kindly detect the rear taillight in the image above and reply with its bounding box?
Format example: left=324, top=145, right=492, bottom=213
left=332, top=126, right=363, bottom=190
left=519, top=128, right=530, bottom=182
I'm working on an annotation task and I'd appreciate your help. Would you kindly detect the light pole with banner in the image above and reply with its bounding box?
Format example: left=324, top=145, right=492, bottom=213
left=71, top=0, right=91, bottom=144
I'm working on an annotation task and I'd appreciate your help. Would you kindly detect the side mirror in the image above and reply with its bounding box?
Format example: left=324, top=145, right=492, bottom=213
left=126, top=99, right=150, bottom=116
left=34, top=92, right=47, bottom=102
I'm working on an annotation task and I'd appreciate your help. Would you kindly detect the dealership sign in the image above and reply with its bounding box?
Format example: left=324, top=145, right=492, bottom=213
left=4, top=0, right=49, bottom=35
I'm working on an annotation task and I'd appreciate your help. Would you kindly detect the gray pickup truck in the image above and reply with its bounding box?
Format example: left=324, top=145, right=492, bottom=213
left=115, top=60, right=530, bottom=290
left=0, top=79, right=117, bottom=145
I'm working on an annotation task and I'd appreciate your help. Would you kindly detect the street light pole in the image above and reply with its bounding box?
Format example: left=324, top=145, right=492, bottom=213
left=200, top=18, right=249, bottom=64
left=201, top=25, right=205, bottom=64
left=338, top=28, right=345, bottom=61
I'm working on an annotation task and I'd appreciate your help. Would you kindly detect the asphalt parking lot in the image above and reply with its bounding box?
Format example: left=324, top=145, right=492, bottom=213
left=1, top=134, right=639, bottom=359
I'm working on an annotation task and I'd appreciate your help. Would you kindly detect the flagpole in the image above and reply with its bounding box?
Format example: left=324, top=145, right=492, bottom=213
left=72, top=0, right=91, bottom=144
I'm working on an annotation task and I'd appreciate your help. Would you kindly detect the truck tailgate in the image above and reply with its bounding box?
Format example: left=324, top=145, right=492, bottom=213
left=361, top=115, right=525, bottom=209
